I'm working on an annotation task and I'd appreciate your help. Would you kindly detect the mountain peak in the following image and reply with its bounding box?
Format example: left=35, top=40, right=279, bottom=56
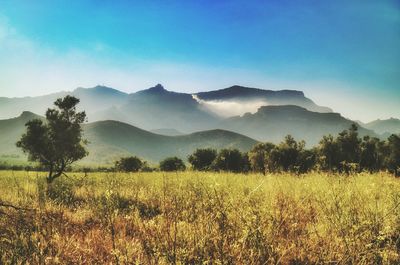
left=15, top=111, right=43, bottom=122
left=20, top=111, right=38, bottom=118
left=74, top=85, right=126, bottom=96
left=137, top=84, right=168, bottom=95
left=148, top=84, right=166, bottom=92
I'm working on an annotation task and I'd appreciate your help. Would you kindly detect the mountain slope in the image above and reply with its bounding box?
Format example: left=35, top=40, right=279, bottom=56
left=195, top=85, right=332, bottom=113
left=0, top=112, right=44, bottom=155
left=0, top=92, right=67, bottom=120
left=72, top=85, right=129, bottom=114
left=364, top=118, right=400, bottom=135
left=219, top=105, right=376, bottom=146
left=150, top=128, right=184, bottom=136
left=116, top=84, right=220, bottom=131
left=0, top=112, right=257, bottom=165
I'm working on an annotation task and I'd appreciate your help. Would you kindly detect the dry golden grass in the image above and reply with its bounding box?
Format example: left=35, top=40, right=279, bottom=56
left=0, top=171, right=399, bottom=264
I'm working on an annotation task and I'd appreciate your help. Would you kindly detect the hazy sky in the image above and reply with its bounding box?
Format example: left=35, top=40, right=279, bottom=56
left=0, top=0, right=399, bottom=122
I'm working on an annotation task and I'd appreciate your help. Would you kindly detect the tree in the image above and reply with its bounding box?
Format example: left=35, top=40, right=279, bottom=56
left=279, top=135, right=304, bottom=171
left=296, top=148, right=317, bottom=173
left=16, top=95, right=87, bottom=184
left=213, top=148, right=249, bottom=173
left=188, top=148, right=217, bottom=171
left=159, top=157, right=186, bottom=171
left=360, top=136, right=384, bottom=172
left=336, top=123, right=361, bottom=172
left=318, top=134, right=340, bottom=171
left=317, top=124, right=362, bottom=173
left=115, top=156, right=144, bottom=172
left=267, top=135, right=306, bottom=173
left=386, top=134, right=400, bottom=176
left=248, top=142, right=275, bottom=173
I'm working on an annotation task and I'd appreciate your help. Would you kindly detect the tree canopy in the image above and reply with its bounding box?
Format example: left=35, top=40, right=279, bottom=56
left=188, top=148, right=217, bottom=171
left=160, top=157, right=186, bottom=172
left=16, top=95, right=87, bottom=183
left=115, top=156, right=144, bottom=172
left=213, top=149, right=249, bottom=173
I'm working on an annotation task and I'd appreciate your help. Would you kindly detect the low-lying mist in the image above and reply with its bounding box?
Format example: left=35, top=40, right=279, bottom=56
left=192, top=95, right=268, bottom=118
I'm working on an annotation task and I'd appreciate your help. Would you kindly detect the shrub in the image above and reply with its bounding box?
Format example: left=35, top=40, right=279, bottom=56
left=159, top=157, right=186, bottom=171
left=115, top=156, right=144, bottom=172
left=188, top=148, right=217, bottom=171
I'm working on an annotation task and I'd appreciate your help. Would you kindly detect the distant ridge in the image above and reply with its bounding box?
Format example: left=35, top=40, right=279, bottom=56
left=219, top=105, right=377, bottom=146
left=195, top=85, right=332, bottom=113
left=364, top=118, right=400, bottom=135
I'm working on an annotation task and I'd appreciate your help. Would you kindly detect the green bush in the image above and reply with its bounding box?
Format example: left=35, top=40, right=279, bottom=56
left=159, top=157, right=186, bottom=171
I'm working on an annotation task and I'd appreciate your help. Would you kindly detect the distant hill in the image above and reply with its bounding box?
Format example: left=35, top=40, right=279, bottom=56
left=0, top=92, right=67, bottom=120
left=0, top=85, right=128, bottom=120
left=0, top=112, right=257, bottom=165
left=364, top=118, right=400, bottom=135
left=218, top=105, right=377, bottom=146
left=0, top=112, right=44, bottom=155
left=72, top=85, right=128, bottom=114
left=195, top=85, right=332, bottom=113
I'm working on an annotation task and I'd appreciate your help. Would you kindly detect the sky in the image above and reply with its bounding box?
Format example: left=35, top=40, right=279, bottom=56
left=0, top=0, right=399, bottom=122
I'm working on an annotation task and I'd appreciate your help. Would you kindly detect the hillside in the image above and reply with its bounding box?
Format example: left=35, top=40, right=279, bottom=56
left=116, top=84, right=221, bottom=132
left=0, top=112, right=44, bottom=156
left=0, top=113, right=257, bottom=165
left=150, top=128, right=184, bottom=136
left=0, top=92, right=67, bottom=120
left=364, top=118, right=400, bottom=135
left=0, top=86, right=128, bottom=120
left=218, top=105, right=376, bottom=146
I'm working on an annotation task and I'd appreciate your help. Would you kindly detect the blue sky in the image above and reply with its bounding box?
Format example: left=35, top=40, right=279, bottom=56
left=0, top=0, right=399, bottom=121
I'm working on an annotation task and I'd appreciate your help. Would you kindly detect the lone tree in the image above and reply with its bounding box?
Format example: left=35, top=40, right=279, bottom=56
left=16, top=95, right=87, bottom=184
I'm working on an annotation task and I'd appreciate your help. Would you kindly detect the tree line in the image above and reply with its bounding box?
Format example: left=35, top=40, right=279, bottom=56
left=116, top=124, right=400, bottom=176
left=249, top=124, right=399, bottom=175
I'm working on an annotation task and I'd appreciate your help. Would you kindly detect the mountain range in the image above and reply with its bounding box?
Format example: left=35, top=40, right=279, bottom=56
left=220, top=105, right=376, bottom=146
left=0, top=84, right=397, bottom=165
left=0, top=84, right=332, bottom=132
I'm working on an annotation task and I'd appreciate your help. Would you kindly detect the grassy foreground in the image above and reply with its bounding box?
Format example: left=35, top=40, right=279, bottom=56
left=0, top=171, right=399, bottom=264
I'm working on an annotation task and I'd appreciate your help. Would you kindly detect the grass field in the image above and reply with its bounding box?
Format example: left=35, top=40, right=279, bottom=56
left=0, top=171, right=399, bottom=264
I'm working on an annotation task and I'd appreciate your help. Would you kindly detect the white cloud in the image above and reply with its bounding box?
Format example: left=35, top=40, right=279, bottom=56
left=192, top=95, right=269, bottom=118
